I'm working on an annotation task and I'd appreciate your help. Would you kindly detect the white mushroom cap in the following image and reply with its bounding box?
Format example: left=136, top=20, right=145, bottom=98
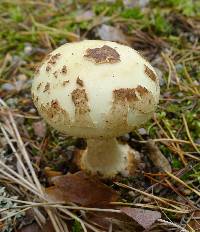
left=32, top=40, right=160, bottom=138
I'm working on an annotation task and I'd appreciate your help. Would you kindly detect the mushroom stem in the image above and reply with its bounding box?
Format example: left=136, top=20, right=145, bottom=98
left=80, top=138, right=139, bottom=178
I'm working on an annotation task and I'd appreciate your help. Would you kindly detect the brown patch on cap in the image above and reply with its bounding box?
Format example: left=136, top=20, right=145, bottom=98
left=105, top=85, right=156, bottom=129
left=136, top=85, right=148, bottom=96
left=53, top=71, right=58, bottom=78
left=32, top=93, right=38, bottom=105
left=51, top=99, right=59, bottom=109
left=144, top=65, right=157, bottom=82
left=84, top=45, right=120, bottom=64
left=105, top=88, right=138, bottom=130
left=43, top=83, right=50, bottom=92
left=34, top=54, right=52, bottom=74
left=71, top=89, right=89, bottom=114
left=34, top=64, right=41, bottom=74
left=45, top=53, right=61, bottom=72
left=134, top=85, right=156, bottom=113
left=71, top=88, right=93, bottom=127
left=40, top=100, right=70, bottom=127
left=76, top=77, right=84, bottom=87
left=63, top=80, right=69, bottom=86
left=32, top=93, right=35, bottom=101
left=46, top=65, right=51, bottom=72
left=113, top=88, right=138, bottom=102
left=61, top=65, right=67, bottom=74
left=48, top=53, right=61, bottom=65
left=37, top=83, right=42, bottom=91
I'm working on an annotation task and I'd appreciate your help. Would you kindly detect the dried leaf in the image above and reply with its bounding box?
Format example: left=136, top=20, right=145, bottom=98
left=45, top=171, right=119, bottom=206
left=17, top=223, right=41, bottom=232
left=17, top=220, right=54, bottom=232
left=33, top=120, right=46, bottom=138
left=145, top=139, right=172, bottom=172
left=96, top=24, right=128, bottom=45
left=121, top=207, right=161, bottom=230
left=86, top=211, right=144, bottom=231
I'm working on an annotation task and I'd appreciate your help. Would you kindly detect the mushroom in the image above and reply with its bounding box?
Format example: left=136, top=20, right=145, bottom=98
left=32, top=40, right=160, bottom=178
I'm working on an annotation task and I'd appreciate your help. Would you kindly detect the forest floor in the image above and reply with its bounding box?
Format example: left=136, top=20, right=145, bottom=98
left=0, top=0, right=200, bottom=231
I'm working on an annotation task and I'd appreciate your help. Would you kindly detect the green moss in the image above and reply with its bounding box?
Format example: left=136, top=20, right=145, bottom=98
left=151, top=12, right=172, bottom=35
left=9, top=6, right=24, bottom=22
left=93, top=1, right=123, bottom=16
left=121, top=7, right=143, bottom=19
left=72, top=221, right=83, bottom=232
left=172, top=158, right=182, bottom=169
left=150, top=0, right=200, bottom=16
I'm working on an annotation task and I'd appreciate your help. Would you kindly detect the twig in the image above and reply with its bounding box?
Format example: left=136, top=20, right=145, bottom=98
left=111, top=202, right=190, bottom=214
left=0, top=207, right=31, bottom=222
left=166, top=171, right=200, bottom=197
left=162, top=119, right=186, bottom=165
left=182, top=114, right=200, bottom=153
left=0, top=162, right=43, bottom=197
left=114, top=182, right=186, bottom=211
left=0, top=124, right=33, bottom=182
left=157, top=219, right=189, bottom=232
left=59, top=208, right=88, bottom=232
left=8, top=110, right=44, bottom=194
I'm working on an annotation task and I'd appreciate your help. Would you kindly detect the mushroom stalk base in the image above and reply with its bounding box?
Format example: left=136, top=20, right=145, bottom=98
left=77, top=138, right=139, bottom=178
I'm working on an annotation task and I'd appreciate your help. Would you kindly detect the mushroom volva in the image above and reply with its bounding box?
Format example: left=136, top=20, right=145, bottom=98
left=32, top=40, right=160, bottom=178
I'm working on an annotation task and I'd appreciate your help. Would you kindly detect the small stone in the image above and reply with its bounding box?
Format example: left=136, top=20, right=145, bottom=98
left=138, top=128, right=147, bottom=135
left=6, top=98, right=18, bottom=107
left=143, top=197, right=151, bottom=203
left=128, top=191, right=136, bottom=197
left=24, top=43, right=33, bottom=56
left=29, top=108, right=36, bottom=113
left=1, top=83, right=15, bottom=91
left=138, top=162, right=146, bottom=169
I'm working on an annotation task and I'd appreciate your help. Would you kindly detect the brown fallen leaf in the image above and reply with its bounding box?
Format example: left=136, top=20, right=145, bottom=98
left=45, top=171, right=119, bottom=206
left=17, top=223, right=41, bottom=232
left=17, top=220, right=54, bottom=232
left=86, top=211, right=145, bottom=231
left=33, top=120, right=46, bottom=138
left=145, top=139, right=172, bottom=172
left=121, top=207, right=161, bottom=230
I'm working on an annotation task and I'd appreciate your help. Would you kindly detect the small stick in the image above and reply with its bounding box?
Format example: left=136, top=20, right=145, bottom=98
left=166, top=171, right=200, bottom=197
left=157, top=219, right=189, bottom=232
left=182, top=114, right=200, bottom=153
left=0, top=125, right=33, bottom=182
left=115, top=182, right=185, bottom=211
